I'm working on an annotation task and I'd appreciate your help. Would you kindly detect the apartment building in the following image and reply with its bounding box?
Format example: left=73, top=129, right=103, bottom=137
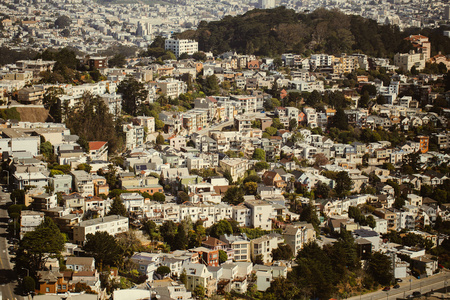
left=164, top=39, right=198, bottom=58
left=71, top=170, right=94, bottom=197
left=283, top=223, right=316, bottom=255
left=73, top=215, right=129, bottom=244
left=219, top=158, right=248, bottom=182
left=250, top=233, right=284, bottom=263
left=220, top=234, right=251, bottom=262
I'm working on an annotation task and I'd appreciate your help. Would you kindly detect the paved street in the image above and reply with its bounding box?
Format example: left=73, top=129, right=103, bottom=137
left=0, top=188, right=23, bottom=300
left=348, top=271, right=450, bottom=300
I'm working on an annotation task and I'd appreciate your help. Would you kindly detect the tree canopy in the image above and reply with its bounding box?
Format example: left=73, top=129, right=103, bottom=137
left=178, top=7, right=420, bottom=57
left=65, top=93, right=121, bottom=153
left=15, top=217, right=65, bottom=278
left=83, top=231, right=124, bottom=268
left=117, top=76, right=149, bottom=116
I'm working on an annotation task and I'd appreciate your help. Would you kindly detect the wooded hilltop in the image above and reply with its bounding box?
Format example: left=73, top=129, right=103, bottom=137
left=176, top=7, right=450, bottom=58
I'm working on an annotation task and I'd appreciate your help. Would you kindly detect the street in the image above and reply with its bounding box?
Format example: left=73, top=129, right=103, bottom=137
left=348, top=271, right=450, bottom=300
left=0, top=188, right=23, bottom=300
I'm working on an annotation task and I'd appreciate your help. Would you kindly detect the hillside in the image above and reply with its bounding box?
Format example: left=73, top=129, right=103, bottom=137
left=14, top=107, right=51, bottom=122
left=176, top=7, right=450, bottom=58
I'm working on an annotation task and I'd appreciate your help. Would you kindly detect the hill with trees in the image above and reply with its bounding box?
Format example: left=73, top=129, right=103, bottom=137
left=177, top=7, right=450, bottom=58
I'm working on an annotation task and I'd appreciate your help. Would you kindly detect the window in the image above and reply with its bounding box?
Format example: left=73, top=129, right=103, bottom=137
left=46, top=287, right=50, bottom=292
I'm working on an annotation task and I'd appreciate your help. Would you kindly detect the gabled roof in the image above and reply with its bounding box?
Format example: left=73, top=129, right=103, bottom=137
left=202, top=236, right=227, bottom=248
left=89, top=141, right=107, bottom=151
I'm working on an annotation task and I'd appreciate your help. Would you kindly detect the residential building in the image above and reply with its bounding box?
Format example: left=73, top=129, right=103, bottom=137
left=250, top=233, right=284, bottom=263
left=220, top=234, right=251, bottom=262
left=71, top=170, right=94, bottom=197
left=283, top=223, right=316, bottom=255
left=20, top=211, right=44, bottom=239
left=72, top=215, right=129, bottom=244
left=165, top=39, right=198, bottom=58
left=183, top=262, right=217, bottom=297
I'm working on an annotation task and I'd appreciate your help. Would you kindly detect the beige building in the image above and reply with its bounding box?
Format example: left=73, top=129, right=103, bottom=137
left=250, top=234, right=284, bottom=263
left=72, top=215, right=129, bottom=244
left=283, top=223, right=316, bottom=256
left=374, top=208, right=397, bottom=231
left=17, top=86, right=45, bottom=104
left=219, top=158, right=248, bottom=182
left=183, top=262, right=217, bottom=297
left=220, top=234, right=251, bottom=262
left=3, top=71, right=33, bottom=83
left=394, top=52, right=425, bottom=72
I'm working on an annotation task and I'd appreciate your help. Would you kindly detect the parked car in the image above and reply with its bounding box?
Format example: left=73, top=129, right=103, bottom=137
left=395, top=278, right=403, bottom=282
left=412, top=291, right=421, bottom=297
left=383, top=286, right=391, bottom=291
left=394, top=284, right=400, bottom=289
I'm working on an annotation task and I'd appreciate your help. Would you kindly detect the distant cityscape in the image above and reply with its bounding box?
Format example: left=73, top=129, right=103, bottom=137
left=0, top=0, right=450, bottom=54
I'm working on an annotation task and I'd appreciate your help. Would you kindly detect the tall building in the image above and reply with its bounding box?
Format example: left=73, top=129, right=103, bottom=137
left=445, top=6, right=450, bottom=20
left=164, top=39, right=198, bottom=58
left=259, top=0, right=275, bottom=9
left=136, top=21, right=152, bottom=38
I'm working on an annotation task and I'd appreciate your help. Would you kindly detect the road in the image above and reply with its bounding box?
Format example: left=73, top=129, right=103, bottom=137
left=0, top=188, right=22, bottom=300
left=348, top=271, right=450, bottom=300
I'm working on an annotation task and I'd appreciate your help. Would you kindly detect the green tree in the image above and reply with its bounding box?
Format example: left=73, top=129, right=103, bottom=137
left=160, top=220, right=178, bottom=249
left=272, top=244, right=293, bottom=261
left=54, top=15, right=71, bottom=28
left=299, top=201, right=320, bottom=234
left=108, top=198, right=127, bottom=216
left=192, top=51, right=207, bottom=61
left=177, top=191, right=189, bottom=203
left=366, top=215, right=376, bottom=228
left=15, top=217, right=65, bottom=277
left=289, top=118, right=298, bottom=131
left=315, top=182, right=330, bottom=199
left=219, top=250, right=228, bottom=264
left=109, top=54, right=126, bottom=68
left=143, top=220, right=160, bottom=241
left=10, top=189, right=25, bottom=204
left=331, top=108, right=349, bottom=130
left=65, top=93, right=121, bottom=153
left=254, top=161, right=269, bottom=172
left=265, top=126, right=277, bottom=136
left=307, top=90, right=322, bottom=106
left=179, top=269, right=187, bottom=285
left=193, top=285, right=205, bottom=300
left=174, top=223, right=188, bottom=250
left=153, top=192, right=165, bottom=203
left=272, top=118, right=284, bottom=129
left=117, top=76, right=149, bottom=116
left=293, top=241, right=335, bottom=299
left=335, top=171, right=353, bottom=198
left=156, top=266, right=171, bottom=276
left=243, top=181, right=258, bottom=195
left=22, top=276, right=35, bottom=295
left=359, top=91, right=370, bottom=108
left=0, top=107, right=21, bottom=120
left=83, top=231, right=124, bottom=268
left=264, top=277, right=300, bottom=300
left=203, top=75, right=220, bottom=95
left=252, top=148, right=266, bottom=161
left=366, top=251, right=393, bottom=286
left=209, top=219, right=233, bottom=238
left=156, top=134, right=165, bottom=145
left=222, top=186, right=244, bottom=205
